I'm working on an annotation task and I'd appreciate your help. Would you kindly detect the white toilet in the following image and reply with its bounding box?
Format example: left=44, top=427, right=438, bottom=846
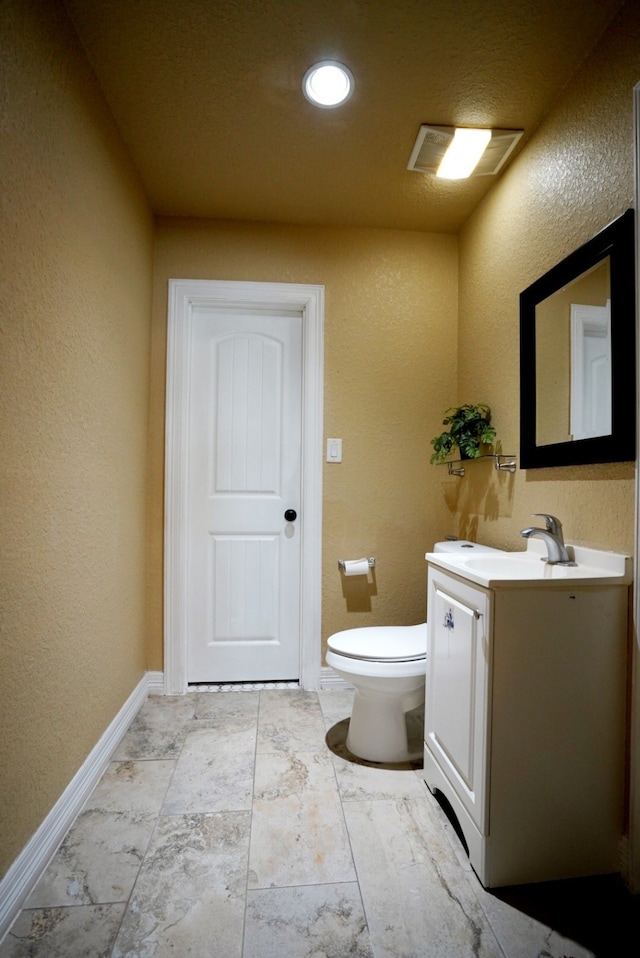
left=326, top=539, right=502, bottom=764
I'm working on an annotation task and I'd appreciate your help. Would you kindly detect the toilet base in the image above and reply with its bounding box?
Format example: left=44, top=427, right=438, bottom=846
left=346, top=682, right=425, bottom=764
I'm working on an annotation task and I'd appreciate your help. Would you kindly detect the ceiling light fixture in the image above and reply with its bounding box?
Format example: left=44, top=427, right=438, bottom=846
left=303, top=61, right=354, bottom=108
left=407, top=125, right=524, bottom=179
left=436, top=128, right=492, bottom=179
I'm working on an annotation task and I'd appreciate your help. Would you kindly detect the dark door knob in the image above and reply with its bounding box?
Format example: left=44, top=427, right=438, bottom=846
left=284, top=509, right=297, bottom=522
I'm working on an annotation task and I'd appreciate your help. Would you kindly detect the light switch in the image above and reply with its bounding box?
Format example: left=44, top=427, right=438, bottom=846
left=326, top=438, right=342, bottom=462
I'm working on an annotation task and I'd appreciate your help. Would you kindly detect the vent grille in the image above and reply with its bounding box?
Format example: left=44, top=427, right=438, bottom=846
left=407, top=125, right=523, bottom=176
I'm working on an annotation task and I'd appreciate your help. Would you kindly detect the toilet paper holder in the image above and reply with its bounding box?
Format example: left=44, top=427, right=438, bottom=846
left=338, top=557, right=376, bottom=571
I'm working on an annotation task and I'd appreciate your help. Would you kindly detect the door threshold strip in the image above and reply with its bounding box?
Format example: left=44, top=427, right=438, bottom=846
left=188, top=681, right=300, bottom=692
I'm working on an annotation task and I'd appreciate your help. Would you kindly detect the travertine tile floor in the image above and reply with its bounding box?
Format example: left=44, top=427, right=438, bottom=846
left=1, top=689, right=638, bottom=957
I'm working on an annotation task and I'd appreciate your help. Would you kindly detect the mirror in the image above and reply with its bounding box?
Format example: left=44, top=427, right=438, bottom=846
left=520, top=209, right=636, bottom=468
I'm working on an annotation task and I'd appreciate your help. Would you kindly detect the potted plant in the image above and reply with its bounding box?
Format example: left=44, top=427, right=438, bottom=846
left=430, top=403, right=497, bottom=464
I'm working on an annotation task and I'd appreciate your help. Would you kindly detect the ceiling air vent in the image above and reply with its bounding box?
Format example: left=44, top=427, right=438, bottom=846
left=407, top=125, right=524, bottom=176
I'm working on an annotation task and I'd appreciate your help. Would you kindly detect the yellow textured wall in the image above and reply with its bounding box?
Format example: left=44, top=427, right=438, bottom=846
left=148, top=220, right=458, bottom=666
left=456, top=2, right=639, bottom=555
left=0, top=0, right=153, bottom=878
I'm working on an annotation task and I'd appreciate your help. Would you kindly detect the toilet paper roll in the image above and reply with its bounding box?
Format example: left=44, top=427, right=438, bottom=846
left=342, top=558, right=370, bottom=576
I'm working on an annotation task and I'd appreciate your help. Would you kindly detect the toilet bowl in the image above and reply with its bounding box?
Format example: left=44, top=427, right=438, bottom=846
left=326, top=539, right=503, bottom=763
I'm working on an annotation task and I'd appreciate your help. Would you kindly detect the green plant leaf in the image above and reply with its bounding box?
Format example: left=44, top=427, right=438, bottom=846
left=429, top=403, right=497, bottom=463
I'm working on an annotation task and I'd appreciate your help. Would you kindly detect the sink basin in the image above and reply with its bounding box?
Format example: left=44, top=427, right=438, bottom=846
left=425, top=542, right=631, bottom=588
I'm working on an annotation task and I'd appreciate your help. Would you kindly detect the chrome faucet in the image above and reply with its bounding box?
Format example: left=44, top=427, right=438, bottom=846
left=520, top=514, right=576, bottom=565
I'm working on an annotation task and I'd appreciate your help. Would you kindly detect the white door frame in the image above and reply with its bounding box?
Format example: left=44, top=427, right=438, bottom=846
left=630, top=82, right=640, bottom=893
left=164, top=279, right=324, bottom=694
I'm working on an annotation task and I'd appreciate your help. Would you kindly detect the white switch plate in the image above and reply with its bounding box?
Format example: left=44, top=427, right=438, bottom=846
left=326, top=438, right=342, bottom=462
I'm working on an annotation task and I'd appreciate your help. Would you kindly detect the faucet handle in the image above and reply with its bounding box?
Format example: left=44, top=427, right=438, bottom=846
left=531, top=514, right=563, bottom=537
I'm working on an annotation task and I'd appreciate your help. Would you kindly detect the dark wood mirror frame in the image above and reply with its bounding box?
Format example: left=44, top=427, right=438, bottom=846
left=520, top=208, right=636, bottom=469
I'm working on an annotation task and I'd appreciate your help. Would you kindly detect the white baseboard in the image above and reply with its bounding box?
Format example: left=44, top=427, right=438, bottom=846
left=146, top=670, right=165, bottom=695
left=0, top=672, right=151, bottom=944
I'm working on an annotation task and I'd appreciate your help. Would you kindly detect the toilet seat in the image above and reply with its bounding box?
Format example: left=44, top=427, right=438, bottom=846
left=327, top=623, right=426, bottom=663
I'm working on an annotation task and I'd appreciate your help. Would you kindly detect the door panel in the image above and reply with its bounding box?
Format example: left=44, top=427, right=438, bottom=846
left=213, top=334, right=282, bottom=493
left=186, top=307, right=302, bottom=682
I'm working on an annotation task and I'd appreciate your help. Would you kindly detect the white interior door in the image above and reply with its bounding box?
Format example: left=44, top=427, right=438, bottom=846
left=186, top=307, right=302, bottom=682
left=164, top=279, right=324, bottom=694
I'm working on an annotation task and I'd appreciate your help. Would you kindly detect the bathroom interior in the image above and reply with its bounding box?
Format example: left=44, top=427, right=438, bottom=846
left=2, top=0, right=640, bottom=952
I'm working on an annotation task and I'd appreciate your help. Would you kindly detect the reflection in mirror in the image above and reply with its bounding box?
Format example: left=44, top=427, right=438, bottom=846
left=535, top=258, right=610, bottom=446
left=520, top=209, right=635, bottom=469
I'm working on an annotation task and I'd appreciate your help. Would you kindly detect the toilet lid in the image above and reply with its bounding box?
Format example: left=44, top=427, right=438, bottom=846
left=327, top=623, right=427, bottom=663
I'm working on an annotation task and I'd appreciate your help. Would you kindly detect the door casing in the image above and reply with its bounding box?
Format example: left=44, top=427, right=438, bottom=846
left=629, top=82, right=640, bottom=893
left=164, top=279, right=324, bottom=693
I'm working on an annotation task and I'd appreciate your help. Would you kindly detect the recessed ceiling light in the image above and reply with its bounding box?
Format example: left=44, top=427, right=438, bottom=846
left=303, top=61, right=354, bottom=108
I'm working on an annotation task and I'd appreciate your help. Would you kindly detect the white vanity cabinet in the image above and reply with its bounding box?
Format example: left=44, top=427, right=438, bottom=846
left=423, top=561, right=629, bottom=889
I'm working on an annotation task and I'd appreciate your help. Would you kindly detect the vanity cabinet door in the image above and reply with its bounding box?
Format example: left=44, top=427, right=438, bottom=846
left=425, top=569, right=491, bottom=834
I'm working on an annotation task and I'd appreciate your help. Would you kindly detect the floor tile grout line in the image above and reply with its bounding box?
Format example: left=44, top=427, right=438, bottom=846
left=242, top=690, right=374, bottom=957
left=239, top=689, right=263, bottom=958
left=322, top=700, right=375, bottom=950
left=108, top=696, right=198, bottom=957
left=319, top=691, right=375, bottom=951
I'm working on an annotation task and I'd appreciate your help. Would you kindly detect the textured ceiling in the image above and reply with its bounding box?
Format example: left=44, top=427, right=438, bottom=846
left=63, top=0, right=625, bottom=233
